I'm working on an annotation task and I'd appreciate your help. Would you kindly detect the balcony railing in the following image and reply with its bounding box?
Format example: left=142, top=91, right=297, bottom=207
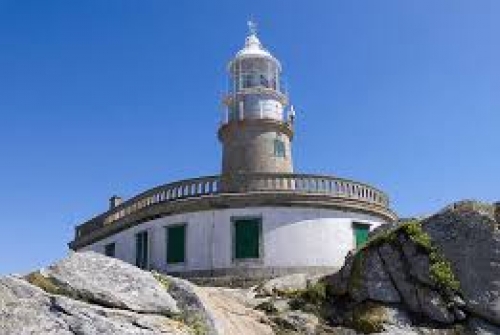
left=76, top=173, right=390, bottom=238
left=221, top=173, right=389, bottom=207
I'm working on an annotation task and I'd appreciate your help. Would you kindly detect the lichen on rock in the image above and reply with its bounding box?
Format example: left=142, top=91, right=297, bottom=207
left=325, top=219, right=463, bottom=327
left=347, top=302, right=386, bottom=334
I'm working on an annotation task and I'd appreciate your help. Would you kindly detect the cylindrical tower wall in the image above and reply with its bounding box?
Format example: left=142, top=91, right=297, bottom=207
left=219, top=120, right=293, bottom=177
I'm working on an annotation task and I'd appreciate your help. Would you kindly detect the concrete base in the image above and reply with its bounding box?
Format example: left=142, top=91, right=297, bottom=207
left=169, top=266, right=338, bottom=288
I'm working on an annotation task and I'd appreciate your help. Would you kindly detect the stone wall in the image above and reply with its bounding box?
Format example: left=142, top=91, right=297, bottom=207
left=218, top=120, right=294, bottom=187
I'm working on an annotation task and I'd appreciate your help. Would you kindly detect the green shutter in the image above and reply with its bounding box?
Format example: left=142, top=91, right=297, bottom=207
left=167, top=225, right=186, bottom=264
left=136, top=231, right=148, bottom=269
left=135, top=233, right=142, bottom=267
left=104, top=243, right=115, bottom=257
left=354, top=224, right=369, bottom=248
left=234, top=219, right=261, bottom=259
left=143, top=232, right=148, bottom=268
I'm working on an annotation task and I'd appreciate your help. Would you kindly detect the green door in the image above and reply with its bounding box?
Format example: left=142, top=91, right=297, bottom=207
left=135, top=231, right=148, bottom=269
left=167, top=225, right=186, bottom=264
left=354, top=224, right=370, bottom=248
left=104, top=243, right=115, bottom=258
left=234, top=218, right=261, bottom=259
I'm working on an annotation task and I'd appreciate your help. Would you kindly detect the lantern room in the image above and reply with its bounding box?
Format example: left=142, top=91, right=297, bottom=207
left=223, top=22, right=288, bottom=123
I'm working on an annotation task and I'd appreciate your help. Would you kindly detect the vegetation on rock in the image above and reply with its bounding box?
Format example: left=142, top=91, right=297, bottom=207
left=152, top=271, right=171, bottom=290
left=429, top=253, right=460, bottom=292
left=282, top=281, right=328, bottom=315
left=25, top=271, right=63, bottom=296
left=349, top=251, right=365, bottom=292
left=347, top=302, right=386, bottom=334
left=364, top=220, right=460, bottom=292
left=255, top=300, right=279, bottom=314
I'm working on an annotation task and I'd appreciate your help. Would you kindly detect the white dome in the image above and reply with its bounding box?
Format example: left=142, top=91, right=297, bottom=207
left=230, top=32, right=281, bottom=70
left=236, top=34, right=271, bottom=58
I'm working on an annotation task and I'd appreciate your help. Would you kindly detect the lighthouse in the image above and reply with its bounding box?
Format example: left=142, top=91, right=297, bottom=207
left=219, top=22, right=294, bottom=191
left=70, top=23, right=396, bottom=280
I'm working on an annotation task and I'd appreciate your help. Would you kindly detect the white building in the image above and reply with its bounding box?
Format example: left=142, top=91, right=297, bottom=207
left=70, top=23, right=396, bottom=280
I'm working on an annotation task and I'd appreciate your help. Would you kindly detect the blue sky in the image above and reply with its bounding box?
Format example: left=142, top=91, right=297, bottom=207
left=0, top=0, right=498, bottom=275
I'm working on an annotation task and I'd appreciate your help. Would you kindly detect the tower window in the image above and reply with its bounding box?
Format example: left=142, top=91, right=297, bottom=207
left=104, top=242, right=115, bottom=258
left=274, top=139, right=286, bottom=158
left=135, top=231, right=149, bottom=269
left=166, top=224, right=186, bottom=264
left=233, top=218, right=262, bottom=260
left=353, top=223, right=370, bottom=249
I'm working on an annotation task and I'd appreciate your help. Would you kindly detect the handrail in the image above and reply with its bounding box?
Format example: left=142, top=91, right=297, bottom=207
left=75, top=173, right=390, bottom=238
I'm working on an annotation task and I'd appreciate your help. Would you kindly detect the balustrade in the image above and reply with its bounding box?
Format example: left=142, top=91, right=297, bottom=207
left=76, top=173, right=389, bottom=237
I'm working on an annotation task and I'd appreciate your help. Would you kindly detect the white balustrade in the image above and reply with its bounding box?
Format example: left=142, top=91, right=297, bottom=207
left=76, top=173, right=389, bottom=237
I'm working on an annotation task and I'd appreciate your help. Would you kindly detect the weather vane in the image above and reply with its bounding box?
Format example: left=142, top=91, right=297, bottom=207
left=247, top=19, right=257, bottom=36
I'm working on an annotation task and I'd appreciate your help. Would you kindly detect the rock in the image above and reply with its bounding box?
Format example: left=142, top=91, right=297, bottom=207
left=255, top=297, right=290, bottom=314
left=399, top=234, right=433, bottom=285
left=272, top=299, right=291, bottom=313
left=381, top=305, right=413, bottom=329
left=326, top=213, right=470, bottom=325
left=49, top=295, right=188, bottom=335
left=467, top=317, right=500, bottom=335
left=357, top=250, right=401, bottom=303
left=317, top=326, right=359, bottom=335
left=0, top=276, right=64, bottom=335
left=377, top=329, right=420, bottom=335
left=451, top=295, right=466, bottom=308
left=196, top=286, right=274, bottom=335
left=325, top=252, right=355, bottom=296
left=271, top=310, right=319, bottom=335
left=423, top=209, right=500, bottom=325
left=0, top=275, right=190, bottom=335
left=441, top=200, right=496, bottom=221
left=161, top=275, right=219, bottom=334
left=368, top=222, right=398, bottom=240
left=255, top=273, right=322, bottom=296
left=346, top=302, right=414, bottom=335
left=345, top=249, right=400, bottom=303
left=34, top=251, right=179, bottom=316
left=416, top=286, right=455, bottom=324
left=453, top=307, right=467, bottom=321
left=324, top=201, right=500, bottom=330
left=159, top=275, right=275, bottom=335
left=2, top=253, right=274, bottom=335
left=378, top=243, right=420, bottom=312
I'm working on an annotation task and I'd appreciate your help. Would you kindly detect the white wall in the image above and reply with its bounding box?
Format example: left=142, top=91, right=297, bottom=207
left=81, top=206, right=385, bottom=274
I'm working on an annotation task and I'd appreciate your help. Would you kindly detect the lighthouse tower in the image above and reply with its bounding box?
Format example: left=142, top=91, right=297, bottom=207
left=219, top=22, right=294, bottom=191
left=70, top=22, right=396, bottom=280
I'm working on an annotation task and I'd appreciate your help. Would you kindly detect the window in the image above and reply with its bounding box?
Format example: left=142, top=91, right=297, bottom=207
left=229, top=106, right=238, bottom=121
left=104, top=243, right=115, bottom=258
left=259, top=74, right=269, bottom=88
left=242, top=74, right=253, bottom=88
left=274, top=139, right=286, bottom=158
left=166, top=225, right=186, bottom=264
left=234, top=218, right=262, bottom=260
left=135, top=231, right=149, bottom=269
left=353, top=223, right=370, bottom=249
